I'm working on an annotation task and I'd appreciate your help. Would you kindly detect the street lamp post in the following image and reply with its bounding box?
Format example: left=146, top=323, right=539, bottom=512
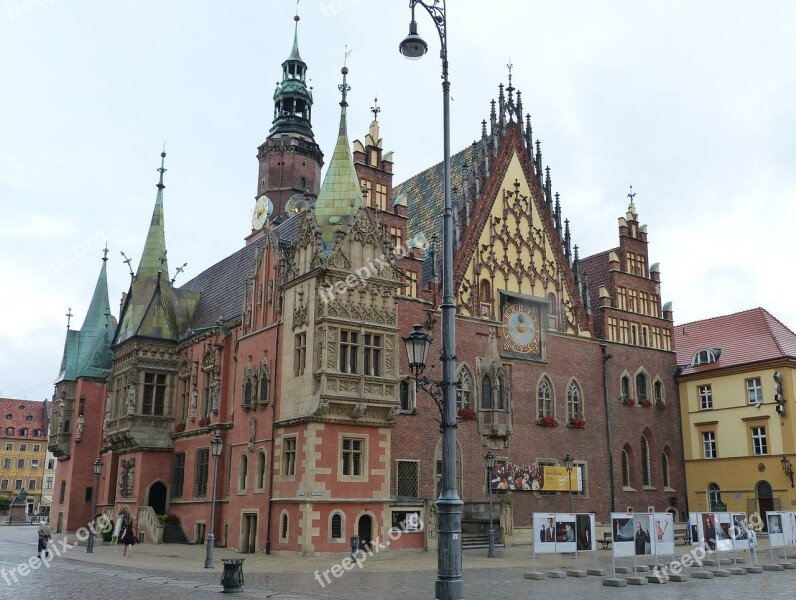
left=484, top=451, right=496, bottom=558
left=86, top=458, right=102, bottom=553
left=204, top=432, right=223, bottom=569
left=399, top=2, right=461, bottom=599
left=564, top=453, right=574, bottom=513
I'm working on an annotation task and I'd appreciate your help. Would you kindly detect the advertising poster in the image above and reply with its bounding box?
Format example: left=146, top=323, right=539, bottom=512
left=698, top=512, right=718, bottom=551
left=651, top=512, right=674, bottom=556
left=730, top=513, right=750, bottom=550
left=714, top=512, right=733, bottom=552
left=576, top=513, right=596, bottom=551
left=632, top=513, right=653, bottom=555
left=611, top=512, right=636, bottom=557
left=555, top=513, right=577, bottom=553
left=534, top=512, right=558, bottom=554
left=768, top=511, right=785, bottom=548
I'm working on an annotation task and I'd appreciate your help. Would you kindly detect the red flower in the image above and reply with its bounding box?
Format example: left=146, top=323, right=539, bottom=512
left=568, top=417, right=586, bottom=429
left=457, top=408, right=477, bottom=421
left=536, top=415, right=558, bottom=427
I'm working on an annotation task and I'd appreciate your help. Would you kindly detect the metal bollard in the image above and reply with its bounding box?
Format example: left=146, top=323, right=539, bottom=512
left=350, top=535, right=360, bottom=561
left=220, top=558, right=245, bottom=593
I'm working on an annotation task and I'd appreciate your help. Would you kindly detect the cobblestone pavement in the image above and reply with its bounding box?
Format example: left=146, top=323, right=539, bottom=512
left=5, top=525, right=796, bottom=599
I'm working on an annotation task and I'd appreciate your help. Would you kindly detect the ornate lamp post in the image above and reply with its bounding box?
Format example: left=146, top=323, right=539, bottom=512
left=781, top=456, right=795, bottom=488
left=484, top=450, right=496, bottom=558
left=564, top=453, right=574, bottom=513
left=400, top=2, right=461, bottom=598
left=204, top=432, right=223, bottom=568
left=86, top=458, right=102, bottom=553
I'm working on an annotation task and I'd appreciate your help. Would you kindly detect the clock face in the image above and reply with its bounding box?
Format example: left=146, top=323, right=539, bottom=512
left=502, top=304, right=540, bottom=355
left=252, top=195, right=272, bottom=229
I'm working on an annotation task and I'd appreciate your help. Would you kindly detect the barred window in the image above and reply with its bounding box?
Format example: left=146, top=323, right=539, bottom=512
left=396, top=460, right=420, bottom=497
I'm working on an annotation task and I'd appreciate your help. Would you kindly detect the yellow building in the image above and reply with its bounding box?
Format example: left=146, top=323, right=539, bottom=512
left=675, top=308, right=796, bottom=527
left=0, top=398, right=48, bottom=515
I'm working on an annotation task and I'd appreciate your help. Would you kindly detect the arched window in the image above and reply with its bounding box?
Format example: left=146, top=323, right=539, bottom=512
left=457, top=366, right=473, bottom=409
left=63, top=420, right=70, bottom=433
left=481, top=376, right=492, bottom=409
left=621, top=449, right=631, bottom=487
left=243, top=380, right=253, bottom=408
left=480, top=279, right=492, bottom=302
left=707, top=483, right=722, bottom=511
left=436, top=440, right=462, bottom=497
left=621, top=376, right=630, bottom=401
left=537, top=377, right=553, bottom=418
left=662, top=452, right=671, bottom=488
left=280, top=513, right=289, bottom=540
left=331, top=513, right=343, bottom=540
left=567, top=381, right=583, bottom=420
left=641, top=436, right=651, bottom=486
left=654, top=380, right=664, bottom=406
left=495, top=375, right=504, bottom=410
left=636, top=373, right=648, bottom=402
left=19, top=428, right=28, bottom=437
left=5, top=427, right=13, bottom=435
left=547, top=293, right=558, bottom=315
left=256, top=450, right=266, bottom=490
left=239, top=454, right=248, bottom=492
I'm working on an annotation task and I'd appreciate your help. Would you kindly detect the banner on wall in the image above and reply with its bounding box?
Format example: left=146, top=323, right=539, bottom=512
left=533, top=512, right=595, bottom=553
left=491, top=463, right=582, bottom=492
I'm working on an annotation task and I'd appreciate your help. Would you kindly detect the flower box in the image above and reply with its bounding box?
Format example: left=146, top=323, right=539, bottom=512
left=457, top=408, right=477, bottom=421
left=536, top=415, right=558, bottom=427
left=638, top=399, right=652, bottom=408
left=622, top=397, right=636, bottom=407
left=568, top=417, right=586, bottom=429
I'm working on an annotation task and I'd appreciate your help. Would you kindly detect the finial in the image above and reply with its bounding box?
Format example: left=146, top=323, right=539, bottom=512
left=371, top=95, right=380, bottom=121
left=120, top=251, right=134, bottom=278
left=338, top=52, right=351, bottom=108
left=156, top=149, right=167, bottom=191
left=507, top=60, right=514, bottom=89
left=628, top=184, right=636, bottom=203
left=171, top=263, right=187, bottom=285
left=295, top=0, right=300, bottom=19
left=65, top=307, right=73, bottom=330
left=102, top=243, right=109, bottom=262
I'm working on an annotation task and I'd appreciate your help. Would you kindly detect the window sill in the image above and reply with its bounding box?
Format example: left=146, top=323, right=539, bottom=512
left=623, top=486, right=636, bottom=492
left=642, top=485, right=657, bottom=491
left=664, top=486, right=676, bottom=493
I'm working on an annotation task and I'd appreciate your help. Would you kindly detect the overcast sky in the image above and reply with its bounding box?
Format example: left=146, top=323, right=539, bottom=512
left=1, top=0, right=794, bottom=401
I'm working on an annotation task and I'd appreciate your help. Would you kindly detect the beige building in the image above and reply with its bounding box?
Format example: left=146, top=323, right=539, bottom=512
left=676, top=308, right=796, bottom=527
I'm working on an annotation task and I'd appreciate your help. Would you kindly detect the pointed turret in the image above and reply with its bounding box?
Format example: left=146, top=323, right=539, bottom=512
left=136, top=152, right=169, bottom=280
left=314, top=66, right=363, bottom=250
left=56, top=251, right=115, bottom=383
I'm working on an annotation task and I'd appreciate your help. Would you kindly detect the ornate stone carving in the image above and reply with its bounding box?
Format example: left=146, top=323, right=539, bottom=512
left=314, top=398, right=330, bottom=416
left=211, top=379, right=221, bottom=414
left=351, top=402, right=367, bottom=419
left=248, top=416, right=256, bottom=452
left=119, top=458, right=135, bottom=497
left=126, top=385, right=136, bottom=415
left=75, top=415, right=84, bottom=442
left=189, top=390, right=197, bottom=421
left=386, top=405, right=401, bottom=422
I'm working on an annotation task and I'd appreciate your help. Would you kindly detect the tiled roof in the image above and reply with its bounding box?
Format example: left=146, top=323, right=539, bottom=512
left=674, top=308, right=796, bottom=375
left=0, top=398, right=47, bottom=440
left=180, top=237, right=267, bottom=332
left=395, top=144, right=477, bottom=241
left=579, top=248, right=615, bottom=317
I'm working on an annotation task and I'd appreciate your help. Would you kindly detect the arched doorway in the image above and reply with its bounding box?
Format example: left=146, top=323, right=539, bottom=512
left=756, top=480, right=773, bottom=531
left=147, top=481, right=167, bottom=515
left=357, top=514, right=373, bottom=550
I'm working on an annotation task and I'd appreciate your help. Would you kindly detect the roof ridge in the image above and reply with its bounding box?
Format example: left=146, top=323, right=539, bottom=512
left=760, top=307, right=796, bottom=356
left=675, top=306, right=765, bottom=328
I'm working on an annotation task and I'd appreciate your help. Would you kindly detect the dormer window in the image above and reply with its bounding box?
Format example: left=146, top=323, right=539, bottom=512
left=692, top=348, right=721, bottom=366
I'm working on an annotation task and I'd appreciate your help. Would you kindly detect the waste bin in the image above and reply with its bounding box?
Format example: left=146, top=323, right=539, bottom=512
left=220, top=558, right=245, bottom=593
left=350, top=535, right=360, bottom=560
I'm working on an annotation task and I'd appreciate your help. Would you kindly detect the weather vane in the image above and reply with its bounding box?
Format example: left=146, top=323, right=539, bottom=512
left=65, top=307, right=73, bottom=330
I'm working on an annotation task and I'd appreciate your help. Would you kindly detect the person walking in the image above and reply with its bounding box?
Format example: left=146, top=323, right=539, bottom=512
left=37, top=523, right=51, bottom=558
left=120, top=522, right=137, bottom=557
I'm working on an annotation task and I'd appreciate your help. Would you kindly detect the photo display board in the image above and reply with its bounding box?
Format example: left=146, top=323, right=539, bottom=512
left=651, top=512, right=675, bottom=556
left=730, top=512, right=750, bottom=550
left=533, top=512, right=596, bottom=554
left=768, top=511, right=785, bottom=548
left=611, top=512, right=653, bottom=557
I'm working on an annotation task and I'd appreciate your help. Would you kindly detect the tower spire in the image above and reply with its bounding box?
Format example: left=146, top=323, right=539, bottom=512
left=289, top=8, right=302, bottom=62
left=156, top=149, right=166, bottom=191
left=135, top=151, right=169, bottom=279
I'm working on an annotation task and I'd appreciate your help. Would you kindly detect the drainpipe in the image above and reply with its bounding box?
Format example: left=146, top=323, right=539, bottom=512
left=601, top=343, right=615, bottom=514
left=265, top=303, right=281, bottom=555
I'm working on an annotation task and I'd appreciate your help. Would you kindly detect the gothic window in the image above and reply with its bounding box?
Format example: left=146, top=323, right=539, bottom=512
left=202, top=369, right=213, bottom=416
left=621, top=448, right=631, bottom=488
left=662, top=451, right=671, bottom=488
left=481, top=375, right=492, bottom=409
left=243, top=379, right=253, bottom=408
left=537, top=376, right=553, bottom=418
left=567, top=380, right=583, bottom=420
left=621, top=376, right=631, bottom=401
left=258, top=368, right=270, bottom=405
left=238, top=454, right=248, bottom=492
left=636, top=372, right=648, bottom=402
left=495, top=374, right=505, bottom=410
left=707, top=483, right=722, bottom=511
left=281, top=513, right=289, bottom=541
left=399, top=379, right=413, bottom=412
left=641, top=436, right=651, bottom=487
left=654, top=380, right=664, bottom=406
left=480, top=279, right=492, bottom=302
left=457, top=366, right=473, bottom=409
left=331, top=513, right=344, bottom=540
left=256, top=450, right=266, bottom=490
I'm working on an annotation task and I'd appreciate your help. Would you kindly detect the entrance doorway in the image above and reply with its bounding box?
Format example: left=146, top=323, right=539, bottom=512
left=756, top=480, right=774, bottom=531
left=357, top=514, right=373, bottom=550
left=240, top=513, right=258, bottom=553
left=147, top=481, right=167, bottom=515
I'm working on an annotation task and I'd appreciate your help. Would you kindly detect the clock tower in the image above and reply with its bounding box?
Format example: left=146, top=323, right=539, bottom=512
left=253, top=13, right=323, bottom=226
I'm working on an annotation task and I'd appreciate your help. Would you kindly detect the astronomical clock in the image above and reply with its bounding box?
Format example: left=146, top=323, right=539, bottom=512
left=500, top=293, right=544, bottom=359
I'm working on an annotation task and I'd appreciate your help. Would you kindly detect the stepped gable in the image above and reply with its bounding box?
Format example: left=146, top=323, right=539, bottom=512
left=180, top=236, right=267, bottom=331
left=675, top=307, right=796, bottom=375
left=579, top=248, right=616, bottom=313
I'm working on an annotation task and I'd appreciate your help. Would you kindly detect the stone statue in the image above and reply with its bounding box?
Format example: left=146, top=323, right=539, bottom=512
left=248, top=416, right=256, bottom=452
left=211, top=379, right=221, bottom=414
left=351, top=402, right=367, bottom=419
left=75, top=415, right=85, bottom=442
left=189, top=389, right=197, bottom=421
left=502, top=502, right=513, bottom=536
left=11, top=489, right=27, bottom=504
left=126, top=385, right=136, bottom=415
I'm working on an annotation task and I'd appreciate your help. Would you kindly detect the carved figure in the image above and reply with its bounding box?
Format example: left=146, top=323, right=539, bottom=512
left=11, top=489, right=27, bottom=504
left=351, top=402, right=367, bottom=419
left=211, top=379, right=221, bottom=414
left=126, top=385, right=136, bottom=415
left=248, top=416, right=256, bottom=452
left=75, top=415, right=85, bottom=442
left=189, top=389, right=197, bottom=420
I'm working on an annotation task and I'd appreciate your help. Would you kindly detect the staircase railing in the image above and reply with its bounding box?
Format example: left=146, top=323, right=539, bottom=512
left=136, top=505, right=163, bottom=544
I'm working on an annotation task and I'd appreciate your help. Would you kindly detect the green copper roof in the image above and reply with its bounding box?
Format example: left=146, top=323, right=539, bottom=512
left=56, top=256, right=115, bottom=382
left=314, top=69, right=362, bottom=250
left=115, top=153, right=198, bottom=346
left=136, top=153, right=169, bottom=280
left=288, top=15, right=303, bottom=62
